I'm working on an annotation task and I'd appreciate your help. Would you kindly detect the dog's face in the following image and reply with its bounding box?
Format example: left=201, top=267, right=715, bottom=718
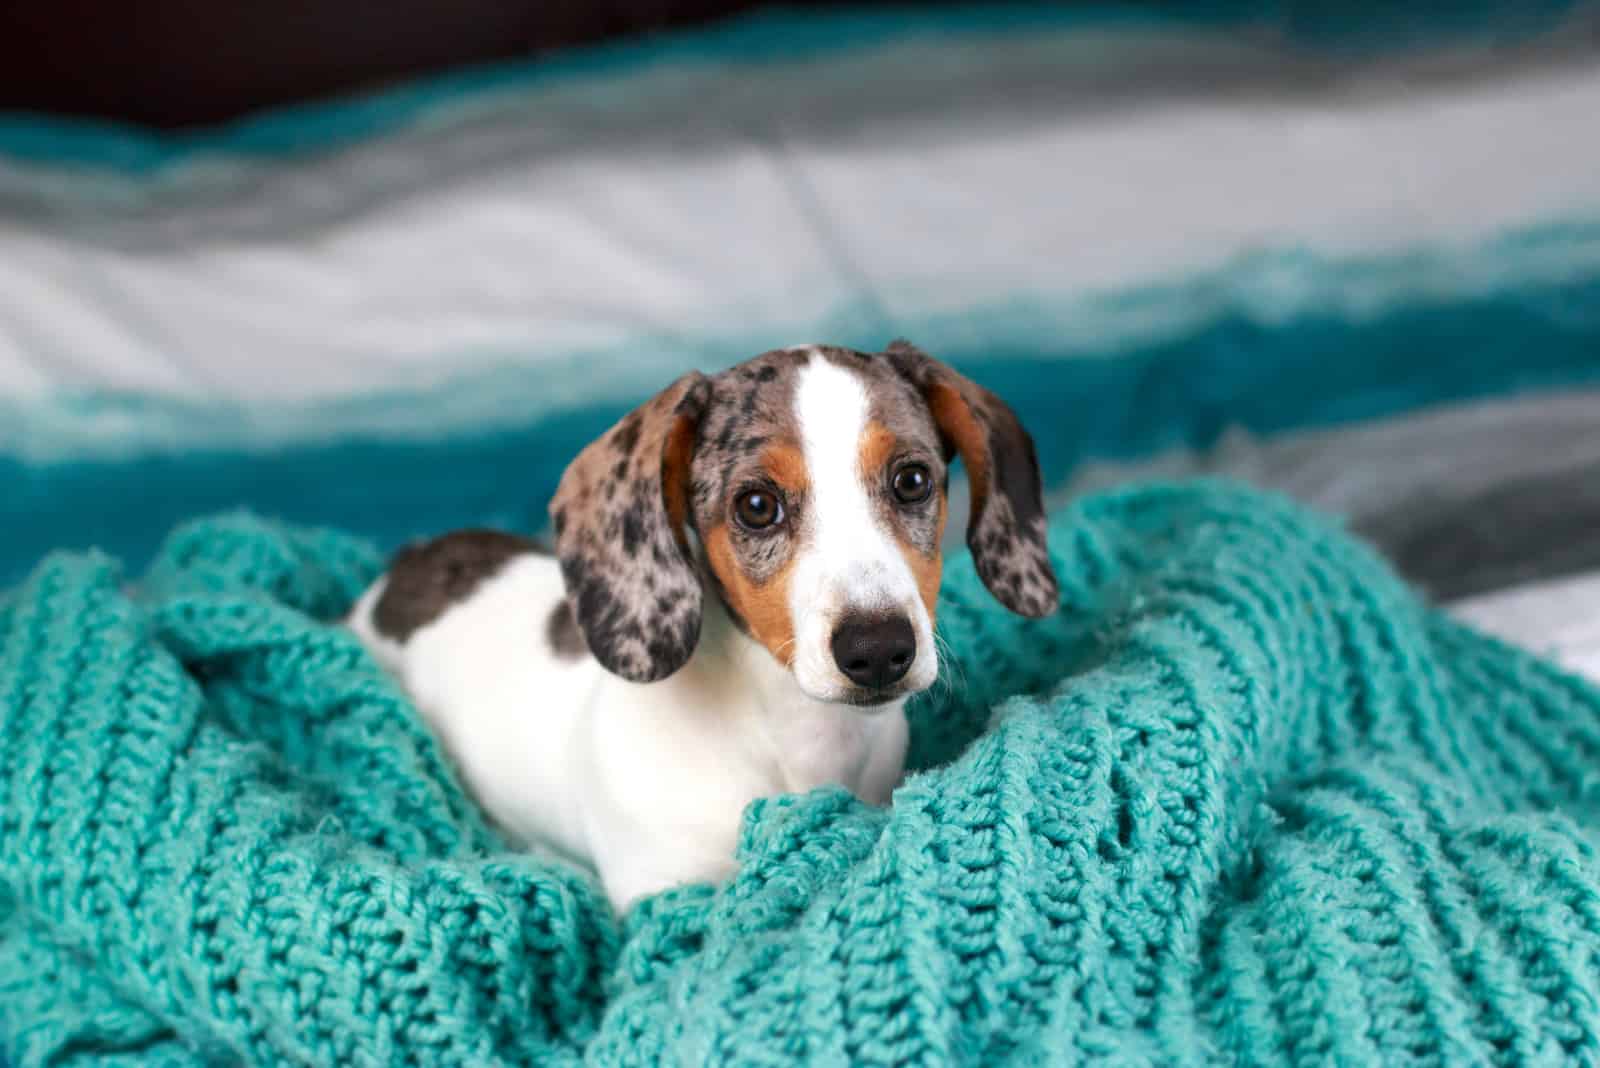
left=551, top=342, right=1058, bottom=704
left=686, top=347, right=950, bottom=704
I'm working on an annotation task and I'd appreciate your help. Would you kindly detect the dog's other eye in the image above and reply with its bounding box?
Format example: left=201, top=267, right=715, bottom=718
left=734, top=489, right=784, bottom=531
left=891, top=463, right=933, bottom=505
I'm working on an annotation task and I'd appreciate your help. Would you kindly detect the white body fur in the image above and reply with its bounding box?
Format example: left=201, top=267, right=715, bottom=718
left=346, top=354, right=921, bottom=912
left=348, top=559, right=907, bottom=913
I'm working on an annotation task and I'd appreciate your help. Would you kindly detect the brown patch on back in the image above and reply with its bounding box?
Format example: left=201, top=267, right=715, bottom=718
left=704, top=522, right=798, bottom=665
left=374, top=529, right=540, bottom=642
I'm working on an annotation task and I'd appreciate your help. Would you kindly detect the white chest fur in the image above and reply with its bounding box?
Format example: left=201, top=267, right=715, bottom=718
left=346, top=553, right=908, bottom=913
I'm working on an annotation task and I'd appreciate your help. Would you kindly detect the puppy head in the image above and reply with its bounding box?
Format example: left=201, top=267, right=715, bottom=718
left=551, top=344, right=1057, bottom=699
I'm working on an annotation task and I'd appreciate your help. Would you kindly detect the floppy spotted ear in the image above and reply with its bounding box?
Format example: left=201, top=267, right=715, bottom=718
left=885, top=340, right=1058, bottom=617
left=550, top=372, right=712, bottom=682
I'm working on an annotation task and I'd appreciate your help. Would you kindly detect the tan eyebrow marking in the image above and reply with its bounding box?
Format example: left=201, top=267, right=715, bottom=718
left=762, top=442, right=810, bottom=495
left=857, top=421, right=898, bottom=483
left=910, top=494, right=947, bottom=624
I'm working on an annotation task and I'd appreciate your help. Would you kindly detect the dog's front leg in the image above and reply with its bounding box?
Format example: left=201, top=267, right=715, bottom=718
left=584, top=805, right=743, bottom=915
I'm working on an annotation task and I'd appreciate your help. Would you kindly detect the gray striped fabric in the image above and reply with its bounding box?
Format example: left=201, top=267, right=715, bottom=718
left=1039, top=388, right=1600, bottom=599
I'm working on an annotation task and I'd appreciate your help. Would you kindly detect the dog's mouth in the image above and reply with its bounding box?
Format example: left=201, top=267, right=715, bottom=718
left=832, top=681, right=926, bottom=709
left=792, top=675, right=920, bottom=709
left=789, top=669, right=919, bottom=707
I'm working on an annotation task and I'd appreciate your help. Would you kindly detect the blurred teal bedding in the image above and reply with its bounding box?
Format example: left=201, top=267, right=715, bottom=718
left=2, top=3, right=1599, bottom=591
left=9, top=2, right=1600, bottom=591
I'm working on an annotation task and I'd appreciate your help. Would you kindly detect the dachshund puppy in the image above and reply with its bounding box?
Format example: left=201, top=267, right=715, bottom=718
left=347, top=342, right=1057, bottom=911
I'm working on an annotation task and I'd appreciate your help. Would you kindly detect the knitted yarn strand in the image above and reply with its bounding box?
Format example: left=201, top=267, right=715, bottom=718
left=2, top=483, right=1598, bottom=1066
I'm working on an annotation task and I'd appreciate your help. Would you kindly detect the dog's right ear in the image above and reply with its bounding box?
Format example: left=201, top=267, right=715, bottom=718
left=884, top=340, right=1058, bottom=618
left=550, top=372, right=711, bottom=683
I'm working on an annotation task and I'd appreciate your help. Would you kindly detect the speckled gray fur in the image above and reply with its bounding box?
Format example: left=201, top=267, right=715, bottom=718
left=548, top=343, right=1058, bottom=682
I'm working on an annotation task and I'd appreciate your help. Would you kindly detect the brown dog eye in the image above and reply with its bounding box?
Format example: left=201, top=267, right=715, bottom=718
left=892, top=463, right=933, bottom=504
left=734, top=489, right=784, bottom=530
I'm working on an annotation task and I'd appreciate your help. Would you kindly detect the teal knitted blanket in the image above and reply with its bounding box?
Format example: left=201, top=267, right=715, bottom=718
left=4, top=483, right=1600, bottom=1066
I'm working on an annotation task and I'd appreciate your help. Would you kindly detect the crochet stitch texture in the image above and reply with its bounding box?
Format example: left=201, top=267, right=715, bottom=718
left=2, top=482, right=1599, bottom=1066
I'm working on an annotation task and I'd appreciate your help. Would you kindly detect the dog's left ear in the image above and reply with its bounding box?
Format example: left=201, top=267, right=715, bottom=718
left=550, top=372, right=712, bottom=682
left=885, top=340, right=1058, bottom=617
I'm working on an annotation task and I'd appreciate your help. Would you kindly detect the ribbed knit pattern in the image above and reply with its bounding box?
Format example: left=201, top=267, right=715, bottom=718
left=3, top=482, right=1599, bottom=1066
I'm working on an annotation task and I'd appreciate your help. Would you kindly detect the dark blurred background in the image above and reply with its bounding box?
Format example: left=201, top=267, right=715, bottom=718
left=0, top=0, right=892, bottom=127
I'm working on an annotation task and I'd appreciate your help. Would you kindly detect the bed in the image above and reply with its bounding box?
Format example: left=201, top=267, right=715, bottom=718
left=2, top=5, right=1600, bottom=1063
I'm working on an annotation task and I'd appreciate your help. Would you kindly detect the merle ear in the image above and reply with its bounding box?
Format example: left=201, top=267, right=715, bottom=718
left=884, top=340, right=1058, bottom=617
left=550, top=372, right=712, bottom=682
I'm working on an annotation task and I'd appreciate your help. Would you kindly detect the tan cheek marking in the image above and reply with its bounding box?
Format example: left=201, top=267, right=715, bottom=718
left=904, top=491, right=947, bottom=625
left=762, top=442, right=810, bottom=496
left=704, top=523, right=798, bottom=665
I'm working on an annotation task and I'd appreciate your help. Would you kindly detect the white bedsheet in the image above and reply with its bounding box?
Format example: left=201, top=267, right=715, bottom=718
left=1451, top=569, right=1600, bottom=683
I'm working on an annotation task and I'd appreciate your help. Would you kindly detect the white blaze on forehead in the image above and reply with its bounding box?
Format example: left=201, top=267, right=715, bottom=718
left=791, top=356, right=915, bottom=611
left=784, top=352, right=940, bottom=700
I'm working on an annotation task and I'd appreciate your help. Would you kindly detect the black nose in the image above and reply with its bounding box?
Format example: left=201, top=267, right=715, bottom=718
left=830, top=614, right=916, bottom=690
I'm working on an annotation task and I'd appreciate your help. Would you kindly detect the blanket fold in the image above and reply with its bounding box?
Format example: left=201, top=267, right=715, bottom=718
left=3, top=484, right=1598, bottom=1066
